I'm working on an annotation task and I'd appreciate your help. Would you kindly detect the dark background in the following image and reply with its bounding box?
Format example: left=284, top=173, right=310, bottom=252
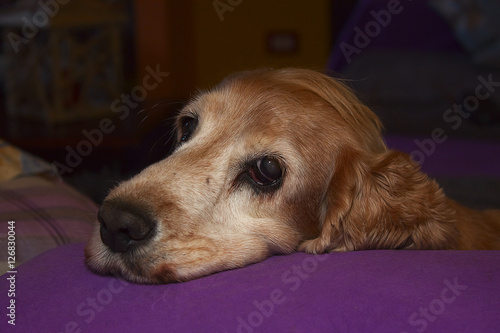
left=1, top=0, right=499, bottom=207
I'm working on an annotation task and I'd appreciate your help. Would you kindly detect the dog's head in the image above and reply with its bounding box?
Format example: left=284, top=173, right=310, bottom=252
left=85, top=68, right=456, bottom=283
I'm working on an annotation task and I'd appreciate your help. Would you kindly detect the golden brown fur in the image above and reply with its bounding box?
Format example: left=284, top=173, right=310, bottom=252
left=85, top=68, right=500, bottom=284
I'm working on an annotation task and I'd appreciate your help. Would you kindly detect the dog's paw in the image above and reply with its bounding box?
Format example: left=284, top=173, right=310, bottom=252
left=298, top=238, right=330, bottom=254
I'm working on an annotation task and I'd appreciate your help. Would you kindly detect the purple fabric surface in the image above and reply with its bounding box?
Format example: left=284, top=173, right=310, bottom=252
left=1, top=243, right=499, bottom=333
left=385, top=135, right=500, bottom=177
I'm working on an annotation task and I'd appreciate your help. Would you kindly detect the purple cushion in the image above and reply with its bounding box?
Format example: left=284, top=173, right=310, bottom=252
left=1, top=243, right=499, bottom=332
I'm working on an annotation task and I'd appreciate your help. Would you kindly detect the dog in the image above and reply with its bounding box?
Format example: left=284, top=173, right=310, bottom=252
left=85, top=68, right=500, bottom=284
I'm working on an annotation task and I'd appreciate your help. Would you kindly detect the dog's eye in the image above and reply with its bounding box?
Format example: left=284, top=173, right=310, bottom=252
left=179, top=116, right=198, bottom=143
left=249, top=157, right=283, bottom=187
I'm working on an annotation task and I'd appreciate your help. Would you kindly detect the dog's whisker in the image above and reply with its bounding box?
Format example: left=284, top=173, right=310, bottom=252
left=139, top=115, right=149, bottom=125
left=148, top=124, right=177, bottom=158
left=136, top=100, right=185, bottom=116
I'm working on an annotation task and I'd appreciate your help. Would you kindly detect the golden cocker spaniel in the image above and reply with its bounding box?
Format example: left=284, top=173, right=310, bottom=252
left=85, top=68, right=500, bottom=284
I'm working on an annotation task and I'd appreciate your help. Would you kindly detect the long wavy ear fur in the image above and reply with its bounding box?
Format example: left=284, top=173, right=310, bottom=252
left=299, top=150, right=459, bottom=253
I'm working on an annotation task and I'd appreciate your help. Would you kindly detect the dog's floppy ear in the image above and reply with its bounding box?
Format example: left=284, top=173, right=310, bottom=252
left=299, top=150, right=459, bottom=253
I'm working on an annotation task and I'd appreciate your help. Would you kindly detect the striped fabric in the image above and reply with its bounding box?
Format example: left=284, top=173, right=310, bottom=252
left=0, top=176, right=97, bottom=275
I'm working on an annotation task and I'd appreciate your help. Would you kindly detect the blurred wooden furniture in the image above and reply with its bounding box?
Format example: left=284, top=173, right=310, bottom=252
left=133, top=0, right=332, bottom=101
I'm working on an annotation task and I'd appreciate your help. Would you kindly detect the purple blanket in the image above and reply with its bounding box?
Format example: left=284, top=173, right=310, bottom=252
left=1, top=243, right=499, bottom=332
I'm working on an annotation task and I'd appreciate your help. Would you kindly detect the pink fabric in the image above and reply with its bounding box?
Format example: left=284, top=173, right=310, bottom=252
left=0, top=176, right=96, bottom=271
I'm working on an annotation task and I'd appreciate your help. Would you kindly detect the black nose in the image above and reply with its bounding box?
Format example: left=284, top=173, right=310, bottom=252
left=98, top=200, right=156, bottom=253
